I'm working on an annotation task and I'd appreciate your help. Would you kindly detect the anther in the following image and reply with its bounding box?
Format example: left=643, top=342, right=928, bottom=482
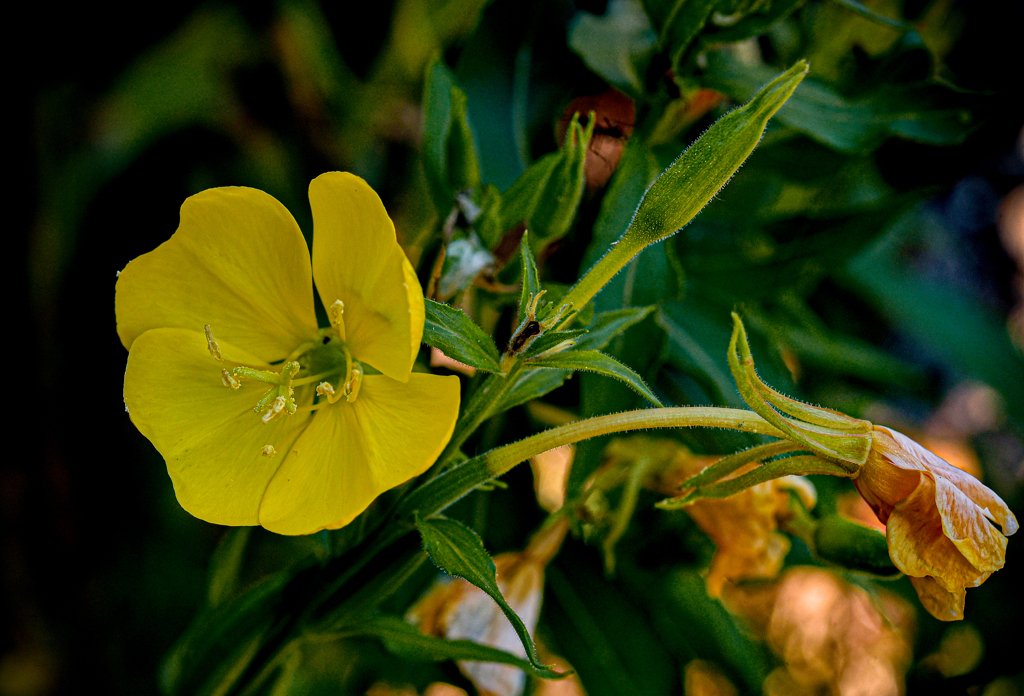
left=262, top=396, right=288, bottom=423
left=329, top=299, right=345, bottom=328
left=317, top=381, right=344, bottom=404
left=261, top=445, right=277, bottom=457
left=205, top=325, right=223, bottom=360
left=344, top=363, right=363, bottom=403
left=221, top=370, right=241, bottom=390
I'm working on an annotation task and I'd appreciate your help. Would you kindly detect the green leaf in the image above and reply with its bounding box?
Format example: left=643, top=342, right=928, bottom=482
left=528, top=115, right=593, bottom=253
left=845, top=209, right=1024, bottom=426
left=206, top=527, right=251, bottom=608
left=414, top=514, right=548, bottom=670
left=522, top=330, right=591, bottom=359
left=160, top=571, right=291, bottom=696
left=494, top=367, right=574, bottom=415
left=700, top=0, right=807, bottom=45
left=642, top=0, right=718, bottom=67
left=492, top=308, right=655, bottom=415
left=423, top=299, right=503, bottom=373
left=519, top=231, right=542, bottom=322
left=343, top=615, right=562, bottom=679
left=545, top=555, right=676, bottom=696
left=448, top=86, right=482, bottom=192
left=702, top=50, right=977, bottom=152
left=526, top=350, right=662, bottom=406
left=575, top=307, right=655, bottom=351
left=500, top=115, right=593, bottom=254
left=421, top=60, right=481, bottom=213
left=423, top=57, right=459, bottom=213
left=568, top=0, right=658, bottom=94
left=454, top=7, right=527, bottom=189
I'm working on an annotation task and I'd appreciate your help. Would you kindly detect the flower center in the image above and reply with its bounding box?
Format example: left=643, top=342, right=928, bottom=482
left=206, top=324, right=364, bottom=425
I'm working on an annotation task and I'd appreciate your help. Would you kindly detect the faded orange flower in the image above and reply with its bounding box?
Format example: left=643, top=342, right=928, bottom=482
left=854, top=426, right=1018, bottom=620
left=722, top=567, right=915, bottom=696
left=613, top=437, right=816, bottom=597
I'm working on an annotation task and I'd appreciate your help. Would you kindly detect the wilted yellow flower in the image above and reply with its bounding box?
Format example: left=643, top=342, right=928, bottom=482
left=722, top=567, right=915, bottom=696
left=408, top=519, right=569, bottom=696
left=116, top=172, right=460, bottom=535
left=646, top=441, right=816, bottom=597
left=854, top=426, right=1018, bottom=620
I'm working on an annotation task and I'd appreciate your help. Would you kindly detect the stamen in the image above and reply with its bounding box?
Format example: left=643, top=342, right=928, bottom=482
left=262, top=396, right=288, bottom=423
left=344, top=363, right=363, bottom=403
left=528, top=290, right=546, bottom=319
left=317, top=381, right=344, bottom=404
left=221, top=370, right=240, bottom=390
left=329, top=299, right=345, bottom=328
left=261, top=445, right=277, bottom=457
left=205, top=325, right=223, bottom=360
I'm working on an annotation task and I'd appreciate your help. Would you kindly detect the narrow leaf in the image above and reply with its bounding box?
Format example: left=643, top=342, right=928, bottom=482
left=522, top=329, right=589, bottom=359
left=206, top=527, right=251, bottom=608
left=703, top=50, right=975, bottom=152
left=494, top=367, right=573, bottom=415
left=527, top=350, right=662, bottom=406
left=519, top=231, right=542, bottom=322
left=448, top=86, right=482, bottom=192
left=415, top=514, right=547, bottom=669
left=345, top=615, right=563, bottom=679
left=422, top=58, right=458, bottom=212
left=423, top=299, right=503, bottom=373
left=575, top=307, right=655, bottom=351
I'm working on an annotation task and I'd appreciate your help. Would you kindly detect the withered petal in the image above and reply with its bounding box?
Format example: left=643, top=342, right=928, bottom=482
left=908, top=576, right=965, bottom=621
left=933, top=475, right=1007, bottom=573
left=886, top=476, right=989, bottom=593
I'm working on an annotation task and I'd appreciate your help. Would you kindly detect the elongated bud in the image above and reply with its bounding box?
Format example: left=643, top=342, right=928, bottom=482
left=558, top=60, right=808, bottom=316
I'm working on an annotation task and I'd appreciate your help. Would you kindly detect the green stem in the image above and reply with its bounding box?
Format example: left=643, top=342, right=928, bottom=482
left=557, top=238, right=647, bottom=323
left=402, top=406, right=784, bottom=518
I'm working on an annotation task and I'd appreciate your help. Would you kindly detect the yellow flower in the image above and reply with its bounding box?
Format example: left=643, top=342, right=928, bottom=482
left=854, top=426, right=1018, bottom=620
left=116, top=172, right=460, bottom=535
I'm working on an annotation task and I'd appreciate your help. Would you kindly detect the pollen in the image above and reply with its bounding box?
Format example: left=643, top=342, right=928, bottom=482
left=317, top=380, right=344, bottom=404
left=204, top=325, right=223, bottom=361
left=262, top=396, right=288, bottom=423
left=344, top=363, right=363, bottom=403
left=261, top=445, right=277, bottom=457
left=221, top=370, right=241, bottom=390
left=329, top=299, right=345, bottom=328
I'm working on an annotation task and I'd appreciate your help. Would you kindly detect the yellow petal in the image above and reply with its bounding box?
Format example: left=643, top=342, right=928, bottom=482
left=259, top=373, right=460, bottom=535
left=124, top=328, right=311, bottom=526
left=909, top=576, right=965, bottom=621
left=116, top=187, right=319, bottom=361
left=309, top=172, right=423, bottom=382
left=886, top=475, right=987, bottom=593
